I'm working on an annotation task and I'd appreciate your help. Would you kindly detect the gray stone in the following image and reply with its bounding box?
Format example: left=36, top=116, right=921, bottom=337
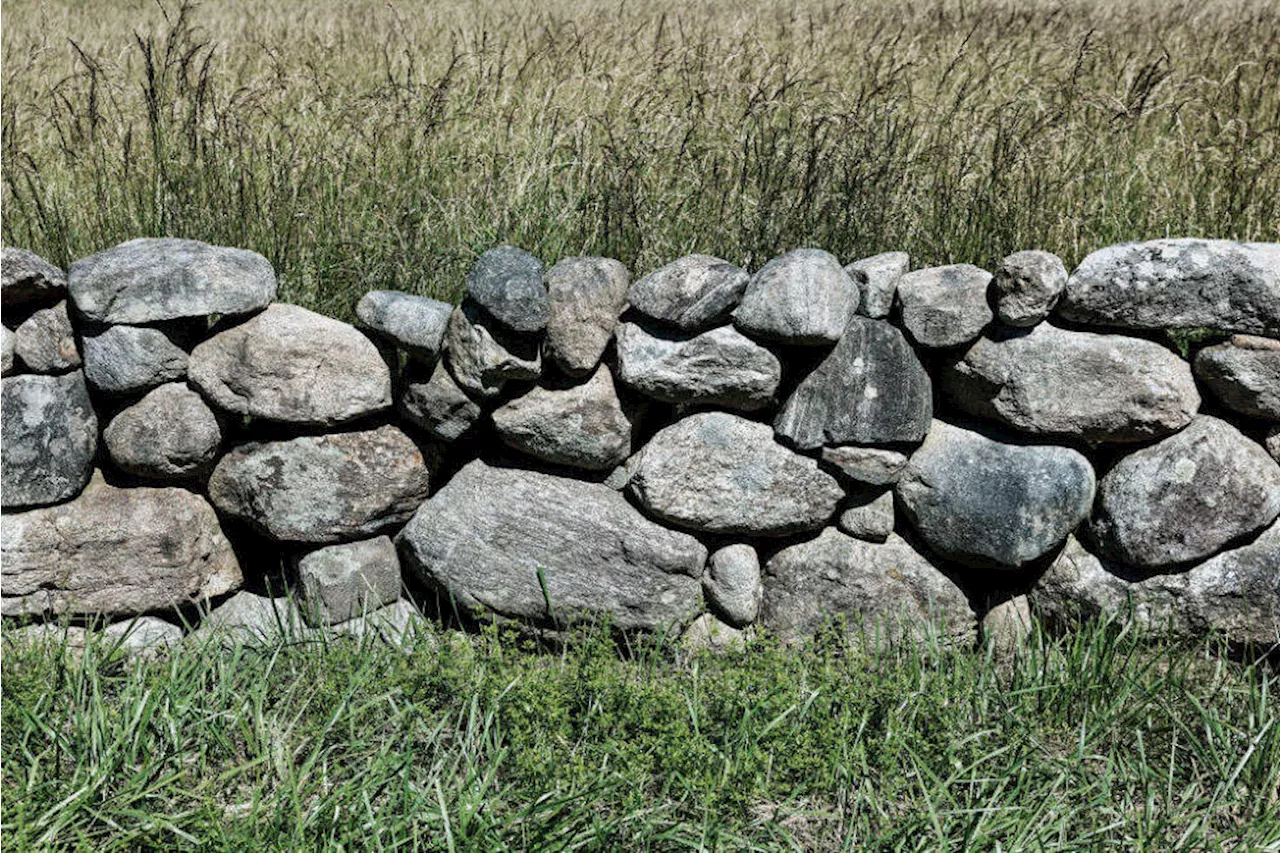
left=732, top=249, right=859, bottom=345
left=629, top=254, right=749, bottom=331
left=544, top=256, right=630, bottom=376
left=398, top=461, right=707, bottom=632
left=681, top=614, right=748, bottom=652
left=1, top=372, right=97, bottom=509
left=760, top=528, right=976, bottom=644
left=1089, top=416, right=1280, bottom=568
left=836, top=489, right=895, bottom=542
left=1, top=475, right=242, bottom=617
left=103, top=383, right=222, bottom=480
left=492, top=366, right=635, bottom=471
left=942, top=324, right=1201, bottom=443
left=2, top=247, right=65, bottom=309
left=774, top=316, right=931, bottom=448
left=465, top=245, right=548, bottom=333
left=1058, top=239, right=1280, bottom=335
left=296, top=536, right=402, bottom=627
left=444, top=301, right=541, bottom=399
left=2, top=326, right=15, bottom=376
left=1267, top=426, right=1280, bottom=462
left=704, top=544, right=762, bottom=628
left=847, top=251, right=908, bottom=319
left=330, top=599, right=427, bottom=645
left=627, top=412, right=844, bottom=536
left=81, top=324, right=188, bottom=394
left=68, top=237, right=276, bottom=324
left=897, top=420, right=1095, bottom=568
left=398, top=359, right=481, bottom=442
left=615, top=320, right=781, bottom=411
left=1194, top=335, right=1280, bottom=421
left=820, top=445, right=909, bottom=486
left=208, top=425, right=431, bottom=544
left=991, top=250, right=1067, bottom=327
left=104, top=617, right=185, bottom=656
left=981, top=595, right=1033, bottom=653
left=189, top=303, right=391, bottom=426
left=355, top=290, right=453, bottom=358
left=189, top=592, right=308, bottom=646
left=897, top=264, right=993, bottom=348
left=13, top=301, right=80, bottom=373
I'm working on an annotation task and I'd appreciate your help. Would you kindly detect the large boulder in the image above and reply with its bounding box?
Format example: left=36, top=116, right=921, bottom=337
left=13, top=301, right=80, bottom=373
left=628, top=254, right=749, bottom=332
left=295, top=536, right=402, bottom=627
left=465, top=245, right=548, bottom=333
left=627, top=412, right=844, bottom=536
left=990, top=250, right=1067, bottom=327
left=1089, top=416, right=1280, bottom=568
left=1, top=372, right=97, bottom=509
left=615, top=320, right=781, bottom=411
left=2, top=247, right=66, bottom=309
left=941, top=324, right=1200, bottom=443
left=444, top=301, right=541, bottom=399
left=398, top=359, right=481, bottom=442
left=774, top=316, right=931, bottom=448
left=355, top=291, right=453, bottom=359
left=103, top=383, right=222, bottom=480
left=1, top=475, right=242, bottom=617
left=847, top=251, right=908, bottom=320
left=208, top=425, right=431, bottom=543
left=1193, top=335, right=1280, bottom=421
left=704, top=544, right=762, bottom=628
left=760, top=528, right=976, bottom=644
left=82, top=324, right=188, bottom=394
left=897, top=420, right=1095, bottom=567
left=897, top=264, right=993, bottom=349
left=732, top=249, right=859, bottom=345
left=544, top=256, right=630, bottom=376
left=189, top=303, right=391, bottom=426
left=68, top=237, right=276, bottom=324
left=398, top=461, right=707, bottom=631
left=1057, top=239, right=1280, bottom=335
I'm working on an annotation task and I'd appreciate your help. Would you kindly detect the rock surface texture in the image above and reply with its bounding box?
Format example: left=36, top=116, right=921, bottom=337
left=847, top=252, right=908, bottom=320
left=398, top=360, right=481, bottom=442
left=629, top=255, right=749, bottom=331
left=2, top=372, right=98, bottom=509
left=991, top=250, right=1067, bottom=327
left=1193, top=335, right=1280, bottom=421
left=704, top=544, right=762, bottom=628
left=544, top=256, right=630, bottom=375
left=355, top=291, right=453, bottom=358
left=296, top=536, right=402, bottom=627
left=465, top=245, right=549, bottom=333
left=733, top=249, right=859, bottom=345
left=103, top=383, right=222, bottom=480
left=444, top=301, right=541, bottom=398
left=82, top=325, right=189, bottom=394
left=14, top=301, right=80, bottom=373
left=2, top=247, right=66, bottom=308
left=897, top=264, right=993, bottom=348
left=492, top=367, right=635, bottom=471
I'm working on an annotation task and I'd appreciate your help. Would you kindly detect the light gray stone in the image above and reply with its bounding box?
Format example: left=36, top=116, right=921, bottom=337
left=981, top=595, right=1033, bottom=653
left=836, top=489, right=894, bottom=543
left=296, top=536, right=402, bottom=627
left=330, top=599, right=427, bottom=645
left=991, top=250, right=1067, bottom=327
left=103, top=383, right=222, bottom=480
left=465, top=245, right=548, bottom=333
left=629, top=254, right=749, bottom=331
left=104, top=617, right=184, bottom=656
left=897, top=420, right=1095, bottom=568
left=189, top=303, right=391, bottom=426
left=81, top=324, right=189, bottom=394
left=847, top=251, right=908, bottom=319
left=2, top=247, right=65, bottom=309
left=189, top=592, right=308, bottom=646
left=13, top=301, right=79, bottom=373
left=1089, top=415, right=1280, bottom=568
left=492, top=366, right=635, bottom=471
left=1194, top=335, right=1280, bottom=421
left=704, top=544, right=762, bottom=628
left=398, top=460, right=707, bottom=631
left=398, top=359, right=481, bottom=442
left=1267, top=426, right=1280, bottom=462
left=1, top=372, right=97, bottom=509
left=681, top=614, right=748, bottom=652
left=208, top=425, right=431, bottom=544
left=544, top=256, right=629, bottom=376
left=820, top=445, right=909, bottom=486
left=627, top=412, right=844, bottom=536
left=897, top=264, right=993, bottom=348
left=355, top=290, right=453, bottom=358
left=732, top=249, right=859, bottom=345
left=444, top=301, right=541, bottom=399
left=2, top=326, right=15, bottom=376
left=68, top=237, right=276, bottom=324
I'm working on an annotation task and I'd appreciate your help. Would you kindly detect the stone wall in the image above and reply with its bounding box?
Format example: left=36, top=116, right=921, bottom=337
left=3, top=238, right=1278, bottom=654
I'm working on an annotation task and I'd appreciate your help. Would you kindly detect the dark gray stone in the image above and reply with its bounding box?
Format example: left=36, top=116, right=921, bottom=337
left=103, top=383, right=222, bottom=480
left=991, top=250, right=1067, bottom=327
left=836, top=488, right=894, bottom=543
left=444, top=301, right=541, bottom=399
left=1, top=372, right=97, bottom=509
left=847, top=251, right=908, bottom=319
left=398, top=359, right=481, bottom=442
left=465, top=245, right=548, bottom=333
left=355, top=291, right=453, bottom=358
left=733, top=249, right=859, bottom=345
left=544, top=256, right=630, bottom=376
left=820, top=445, right=909, bottom=486
left=629, top=254, right=749, bottom=331
left=296, top=536, right=402, bottom=627
left=1, top=247, right=65, bottom=309
left=897, top=264, right=993, bottom=348
left=492, top=366, right=635, bottom=471
left=704, top=544, right=762, bottom=628
left=1194, top=335, right=1280, bottom=421
left=82, top=324, right=189, bottom=394
left=13, top=301, right=80, bottom=373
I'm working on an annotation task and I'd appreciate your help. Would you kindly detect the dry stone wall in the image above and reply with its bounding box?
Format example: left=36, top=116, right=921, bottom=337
left=2, top=237, right=1279, bottom=654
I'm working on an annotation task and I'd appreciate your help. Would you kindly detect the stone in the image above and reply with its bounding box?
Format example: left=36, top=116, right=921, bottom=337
left=188, top=592, right=308, bottom=646
left=104, top=617, right=185, bottom=656
left=820, top=445, right=909, bottom=486
left=355, top=290, right=453, bottom=358
left=991, top=250, right=1067, bottom=327
left=941, top=324, right=1201, bottom=443
left=444, top=301, right=541, bottom=399
left=847, top=251, right=908, bottom=319
left=704, top=544, right=762, bottom=628
left=615, top=320, right=781, bottom=411
left=103, top=383, right=222, bottom=480
left=681, top=614, right=748, bottom=652
left=732, top=248, right=859, bottom=345
left=398, top=461, right=707, bottom=631
left=208, top=425, right=431, bottom=544
left=897, top=264, right=994, bottom=348
left=774, top=316, right=931, bottom=448
left=81, top=324, right=189, bottom=394
left=13, top=301, right=79, bottom=373
left=2, top=247, right=66, bottom=309
left=1058, top=239, right=1280, bottom=335
left=492, top=366, right=635, bottom=471
left=1089, top=416, right=1280, bottom=568
left=628, top=254, right=749, bottom=331
left=2, top=326, right=15, bottom=376
left=465, top=245, right=548, bottom=333
left=189, top=303, right=391, bottom=426
left=836, top=489, right=895, bottom=542
left=981, top=595, right=1033, bottom=653
left=398, top=359, right=481, bottom=441
left=1267, top=426, right=1280, bottom=462
left=544, top=256, right=630, bottom=376
left=897, top=420, right=1095, bottom=568
left=760, top=528, right=976, bottom=644
left=330, top=599, right=427, bottom=645
left=295, top=536, right=402, bottom=627
left=1194, top=335, right=1280, bottom=421
left=627, top=412, right=844, bottom=536
left=68, top=237, right=276, bottom=324
left=1, top=372, right=97, bottom=509
left=1, top=476, right=242, bottom=617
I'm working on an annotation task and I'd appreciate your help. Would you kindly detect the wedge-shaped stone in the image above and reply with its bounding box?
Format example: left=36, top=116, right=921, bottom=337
left=1, top=372, right=97, bottom=509
left=444, top=300, right=541, bottom=399
left=733, top=249, right=859, bottom=345
left=2, top=247, right=66, bottom=309
left=847, top=251, right=908, bottom=320
left=544, top=256, right=630, bottom=375
left=398, top=359, right=481, bottom=442
left=356, top=291, right=453, bottom=358
left=14, top=301, right=79, bottom=374
left=492, top=366, right=635, bottom=471
left=629, top=254, right=748, bottom=331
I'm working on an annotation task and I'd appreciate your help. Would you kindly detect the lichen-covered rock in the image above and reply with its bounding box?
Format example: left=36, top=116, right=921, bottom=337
left=492, top=366, right=635, bottom=471
left=897, top=420, right=1095, bottom=568
left=615, top=320, right=781, bottom=411
left=189, top=303, right=391, bottom=426
left=1089, top=416, right=1280, bottom=568
left=2, top=247, right=65, bottom=309
left=208, top=426, right=431, bottom=543
left=897, top=264, right=993, bottom=348
left=544, top=256, right=630, bottom=375
left=628, top=254, right=749, bottom=331
left=733, top=249, right=859, bottom=345
left=398, top=359, right=482, bottom=442
left=2, top=326, right=16, bottom=377
left=13, top=301, right=80, bottom=373
left=774, top=316, right=931, bottom=448
left=1, top=476, right=242, bottom=617
left=465, top=245, right=549, bottom=333
left=1, top=372, right=97, bottom=509
left=991, top=250, right=1067, bottom=327
left=820, top=445, right=909, bottom=486
left=444, top=301, right=541, bottom=399
left=398, top=461, right=707, bottom=631
left=103, top=383, right=222, bottom=480
left=704, top=544, right=762, bottom=628
left=68, top=237, right=276, bottom=324
left=295, top=536, right=402, bottom=627
left=81, top=324, right=189, bottom=394
left=1193, top=335, right=1280, bottom=421
left=847, top=251, right=908, bottom=320
left=942, top=324, right=1200, bottom=443
left=355, top=291, right=453, bottom=358
left=627, top=412, right=843, bottom=536
left=836, top=488, right=894, bottom=542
